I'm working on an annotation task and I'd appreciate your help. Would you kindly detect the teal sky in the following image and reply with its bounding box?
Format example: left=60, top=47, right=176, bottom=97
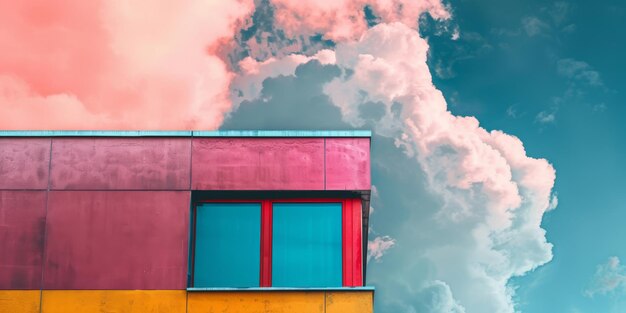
left=428, top=0, right=626, bottom=311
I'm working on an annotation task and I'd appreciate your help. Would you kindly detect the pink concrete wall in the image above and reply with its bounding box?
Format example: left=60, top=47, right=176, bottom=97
left=43, top=191, right=190, bottom=289
left=0, top=135, right=370, bottom=291
left=0, top=138, right=50, bottom=189
left=325, top=138, right=370, bottom=190
left=50, top=138, right=191, bottom=190
left=192, top=138, right=325, bottom=190
left=0, top=191, right=47, bottom=289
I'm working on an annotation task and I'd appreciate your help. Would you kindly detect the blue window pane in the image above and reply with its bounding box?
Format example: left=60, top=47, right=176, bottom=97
left=194, top=203, right=261, bottom=287
left=272, top=202, right=342, bottom=287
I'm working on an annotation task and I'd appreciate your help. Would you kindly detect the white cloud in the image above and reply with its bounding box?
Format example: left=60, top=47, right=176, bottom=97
left=420, top=280, right=467, bottom=313
left=323, top=23, right=555, bottom=313
left=451, top=28, right=461, bottom=40
left=228, top=6, right=556, bottom=313
left=522, top=16, right=550, bottom=37
left=545, top=1, right=572, bottom=26
left=536, top=110, right=556, bottom=124
left=585, top=257, right=626, bottom=297
left=506, top=105, right=519, bottom=118
left=547, top=193, right=559, bottom=211
left=557, top=58, right=603, bottom=87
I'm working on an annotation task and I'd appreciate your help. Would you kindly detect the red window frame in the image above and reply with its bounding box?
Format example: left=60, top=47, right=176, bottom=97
left=190, top=198, right=363, bottom=287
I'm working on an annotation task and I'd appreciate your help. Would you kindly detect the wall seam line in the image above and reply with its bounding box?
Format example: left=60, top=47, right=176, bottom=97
left=187, top=135, right=194, bottom=293
left=189, top=134, right=193, bottom=191
left=324, top=138, right=326, bottom=190
left=39, top=137, right=53, bottom=313
left=185, top=289, right=189, bottom=313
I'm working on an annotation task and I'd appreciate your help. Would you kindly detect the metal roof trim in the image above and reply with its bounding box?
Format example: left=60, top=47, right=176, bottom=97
left=0, top=130, right=372, bottom=138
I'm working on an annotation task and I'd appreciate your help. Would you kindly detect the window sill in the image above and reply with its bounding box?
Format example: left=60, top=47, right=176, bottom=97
left=186, top=286, right=375, bottom=292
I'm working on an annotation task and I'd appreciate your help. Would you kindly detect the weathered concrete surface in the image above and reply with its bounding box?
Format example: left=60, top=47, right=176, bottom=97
left=325, top=138, right=370, bottom=190
left=187, top=291, right=324, bottom=313
left=0, top=290, right=40, bottom=313
left=0, top=191, right=46, bottom=289
left=50, top=138, right=191, bottom=190
left=1, top=290, right=375, bottom=313
left=0, top=138, right=50, bottom=190
left=187, top=290, right=374, bottom=313
left=192, top=138, right=325, bottom=190
left=41, top=290, right=186, bottom=313
left=326, top=291, right=373, bottom=313
left=43, top=191, right=190, bottom=289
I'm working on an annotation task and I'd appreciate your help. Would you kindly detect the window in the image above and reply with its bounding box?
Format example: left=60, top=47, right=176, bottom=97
left=190, top=198, right=362, bottom=288
left=272, top=203, right=342, bottom=287
left=193, top=203, right=261, bottom=287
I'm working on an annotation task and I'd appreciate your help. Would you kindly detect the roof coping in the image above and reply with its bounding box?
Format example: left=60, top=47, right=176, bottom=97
left=0, top=130, right=372, bottom=138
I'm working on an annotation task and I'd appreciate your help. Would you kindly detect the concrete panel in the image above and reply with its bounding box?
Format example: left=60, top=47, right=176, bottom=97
left=43, top=191, right=190, bottom=289
left=41, top=290, right=186, bottom=313
left=0, top=138, right=50, bottom=190
left=326, top=291, right=373, bottom=313
left=192, top=138, right=324, bottom=190
left=187, top=291, right=324, bottom=313
left=0, top=191, right=46, bottom=289
left=325, top=138, right=370, bottom=190
left=50, top=138, right=191, bottom=190
left=0, top=290, right=40, bottom=313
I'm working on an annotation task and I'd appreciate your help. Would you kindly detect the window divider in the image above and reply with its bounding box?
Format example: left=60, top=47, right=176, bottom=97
left=342, top=199, right=352, bottom=286
left=189, top=202, right=198, bottom=287
left=260, top=200, right=273, bottom=287
left=342, top=198, right=363, bottom=287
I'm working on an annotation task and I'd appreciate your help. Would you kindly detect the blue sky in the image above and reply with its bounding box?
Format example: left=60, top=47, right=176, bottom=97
left=428, top=0, right=626, bottom=312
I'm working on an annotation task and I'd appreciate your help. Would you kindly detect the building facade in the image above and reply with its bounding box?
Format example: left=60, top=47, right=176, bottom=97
left=0, top=130, right=373, bottom=313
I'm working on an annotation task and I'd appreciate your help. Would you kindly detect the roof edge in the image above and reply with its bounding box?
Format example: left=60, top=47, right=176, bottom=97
left=0, top=130, right=372, bottom=138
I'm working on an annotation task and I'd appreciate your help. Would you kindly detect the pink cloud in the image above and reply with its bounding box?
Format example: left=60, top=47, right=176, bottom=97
left=368, top=235, right=396, bottom=262
left=269, top=0, right=450, bottom=41
left=0, top=0, right=254, bottom=130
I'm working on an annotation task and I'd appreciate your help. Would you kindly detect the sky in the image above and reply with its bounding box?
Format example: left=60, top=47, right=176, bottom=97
left=1, top=0, right=625, bottom=312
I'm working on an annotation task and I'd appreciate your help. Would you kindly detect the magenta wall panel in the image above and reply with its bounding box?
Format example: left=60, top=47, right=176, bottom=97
left=50, top=138, right=191, bottom=190
left=192, top=138, right=325, bottom=190
left=0, top=191, right=46, bottom=289
left=43, top=191, right=190, bottom=290
left=0, top=138, right=50, bottom=190
left=325, top=138, right=371, bottom=190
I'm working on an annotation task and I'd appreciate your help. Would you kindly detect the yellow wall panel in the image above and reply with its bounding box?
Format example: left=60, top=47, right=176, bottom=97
left=41, top=290, right=186, bottom=313
left=326, top=291, right=374, bottom=313
left=188, top=291, right=324, bottom=313
left=34, top=289, right=373, bottom=313
left=0, top=290, right=40, bottom=313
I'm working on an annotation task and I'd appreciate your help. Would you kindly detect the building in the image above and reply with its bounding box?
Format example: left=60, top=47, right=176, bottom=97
left=0, top=130, right=373, bottom=313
